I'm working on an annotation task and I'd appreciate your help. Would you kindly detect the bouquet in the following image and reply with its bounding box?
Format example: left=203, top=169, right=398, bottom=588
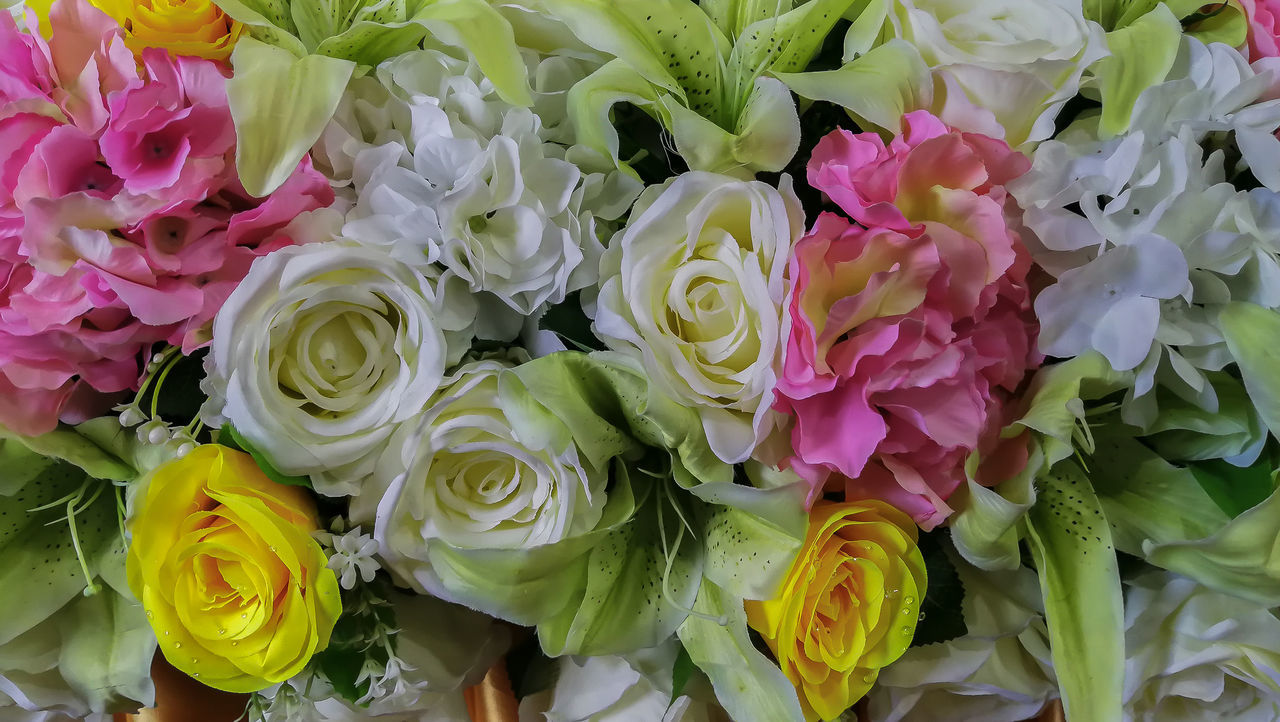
left=0, top=0, right=1278, bottom=720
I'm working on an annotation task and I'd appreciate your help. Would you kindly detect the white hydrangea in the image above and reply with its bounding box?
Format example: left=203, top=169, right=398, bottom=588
left=1122, top=572, right=1280, bottom=722
left=314, top=46, right=643, bottom=342
left=1011, top=36, right=1280, bottom=431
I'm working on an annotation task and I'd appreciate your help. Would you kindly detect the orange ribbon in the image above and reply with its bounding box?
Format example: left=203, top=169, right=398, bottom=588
left=465, top=659, right=519, bottom=722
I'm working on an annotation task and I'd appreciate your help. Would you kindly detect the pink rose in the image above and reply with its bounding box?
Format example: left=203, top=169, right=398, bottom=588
left=0, top=0, right=333, bottom=436
left=776, top=111, right=1041, bottom=529
left=1242, top=0, right=1280, bottom=60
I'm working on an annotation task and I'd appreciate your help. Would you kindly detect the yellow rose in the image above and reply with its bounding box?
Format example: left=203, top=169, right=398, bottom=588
left=126, top=445, right=341, bottom=693
left=27, top=0, right=244, bottom=61
left=745, top=500, right=927, bottom=721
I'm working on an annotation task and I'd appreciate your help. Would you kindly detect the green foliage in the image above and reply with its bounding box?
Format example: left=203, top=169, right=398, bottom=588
left=219, top=425, right=313, bottom=488
left=910, top=530, right=968, bottom=647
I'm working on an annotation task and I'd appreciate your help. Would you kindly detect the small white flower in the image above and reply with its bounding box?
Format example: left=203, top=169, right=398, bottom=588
left=318, top=526, right=381, bottom=590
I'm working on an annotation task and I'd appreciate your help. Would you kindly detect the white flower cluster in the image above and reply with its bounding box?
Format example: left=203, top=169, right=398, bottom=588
left=315, top=46, right=643, bottom=342
left=1011, top=37, right=1280, bottom=431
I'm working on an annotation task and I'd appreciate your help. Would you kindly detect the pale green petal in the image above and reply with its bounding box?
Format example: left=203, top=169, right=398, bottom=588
left=1093, top=5, right=1182, bottom=137
left=566, top=59, right=664, bottom=170
left=702, top=0, right=801, bottom=38
left=1143, top=484, right=1280, bottom=606
left=699, top=503, right=803, bottom=601
left=409, top=0, right=533, bottom=106
left=729, top=76, right=800, bottom=173
left=1220, top=301, right=1280, bottom=441
left=0, top=437, right=54, bottom=493
left=1011, top=353, right=1131, bottom=467
left=57, top=589, right=156, bottom=713
left=1024, top=461, right=1124, bottom=722
left=677, top=581, right=805, bottom=722
left=773, top=39, right=932, bottom=132
left=538, top=484, right=704, bottom=656
left=661, top=97, right=741, bottom=174
left=843, top=0, right=888, bottom=59
left=228, top=37, right=354, bottom=197
left=535, top=0, right=729, bottom=103
left=310, top=22, right=427, bottom=66
left=210, top=0, right=306, bottom=53
left=729, top=0, right=857, bottom=80
left=949, top=443, right=1043, bottom=571
left=1144, top=373, right=1267, bottom=464
left=0, top=462, right=122, bottom=646
left=1088, top=430, right=1231, bottom=555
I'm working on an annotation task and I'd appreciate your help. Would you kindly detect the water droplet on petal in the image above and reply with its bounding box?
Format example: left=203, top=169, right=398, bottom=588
left=146, top=611, right=153, bottom=620
left=900, top=626, right=913, bottom=636
left=862, top=673, right=875, bottom=684
left=918, top=611, right=927, bottom=621
left=885, top=588, right=899, bottom=599
left=903, top=596, right=915, bottom=605
left=173, top=642, right=182, bottom=648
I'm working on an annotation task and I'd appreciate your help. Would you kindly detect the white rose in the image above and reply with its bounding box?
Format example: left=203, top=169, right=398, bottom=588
left=888, top=0, right=1105, bottom=145
left=205, top=241, right=473, bottom=495
left=1122, top=572, right=1280, bottom=722
left=368, top=356, right=608, bottom=590
left=593, top=172, right=803, bottom=464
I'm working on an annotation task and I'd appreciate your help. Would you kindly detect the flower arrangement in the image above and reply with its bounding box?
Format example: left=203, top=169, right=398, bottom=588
left=0, top=0, right=1278, bottom=721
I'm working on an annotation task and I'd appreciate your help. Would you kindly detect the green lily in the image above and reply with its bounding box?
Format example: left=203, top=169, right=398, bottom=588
left=533, top=0, right=874, bottom=177
left=213, top=0, right=533, bottom=195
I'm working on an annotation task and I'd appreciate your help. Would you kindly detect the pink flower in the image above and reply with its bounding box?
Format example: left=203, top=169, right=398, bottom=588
left=1241, top=0, right=1280, bottom=60
left=0, top=0, right=333, bottom=436
left=776, top=111, right=1040, bottom=529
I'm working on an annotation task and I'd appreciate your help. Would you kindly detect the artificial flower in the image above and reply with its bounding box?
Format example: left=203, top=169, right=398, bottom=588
left=593, top=171, right=803, bottom=464
left=125, top=444, right=342, bottom=693
left=776, top=111, right=1040, bottom=527
left=1122, top=572, right=1280, bottom=721
left=1010, top=37, right=1280, bottom=427
left=215, top=0, right=531, bottom=196
left=538, top=0, right=858, bottom=176
left=315, top=525, right=381, bottom=590
left=369, top=354, right=607, bottom=558
left=204, top=241, right=473, bottom=496
left=0, top=0, right=331, bottom=436
left=746, top=500, right=927, bottom=721
left=26, top=0, right=244, bottom=60
left=316, top=48, right=641, bottom=341
left=882, top=0, right=1105, bottom=145
left=1242, top=0, right=1280, bottom=59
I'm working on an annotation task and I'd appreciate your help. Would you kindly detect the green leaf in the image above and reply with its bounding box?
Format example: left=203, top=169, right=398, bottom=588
left=1092, top=4, right=1182, bottom=137
left=227, top=37, right=355, bottom=197
left=1189, top=458, right=1276, bottom=519
left=1220, top=301, right=1280, bottom=442
left=670, top=644, right=695, bottom=700
left=1024, top=461, right=1124, bottom=722
left=773, top=39, right=932, bottom=133
left=676, top=581, right=804, bottom=722
left=219, top=425, right=312, bottom=488
left=0, top=423, right=137, bottom=483
left=911, top=529, right=968, bottom=646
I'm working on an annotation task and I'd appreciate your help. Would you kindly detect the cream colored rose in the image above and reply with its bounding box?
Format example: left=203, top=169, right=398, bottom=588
left=593, top=172, right=803, bottom=464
